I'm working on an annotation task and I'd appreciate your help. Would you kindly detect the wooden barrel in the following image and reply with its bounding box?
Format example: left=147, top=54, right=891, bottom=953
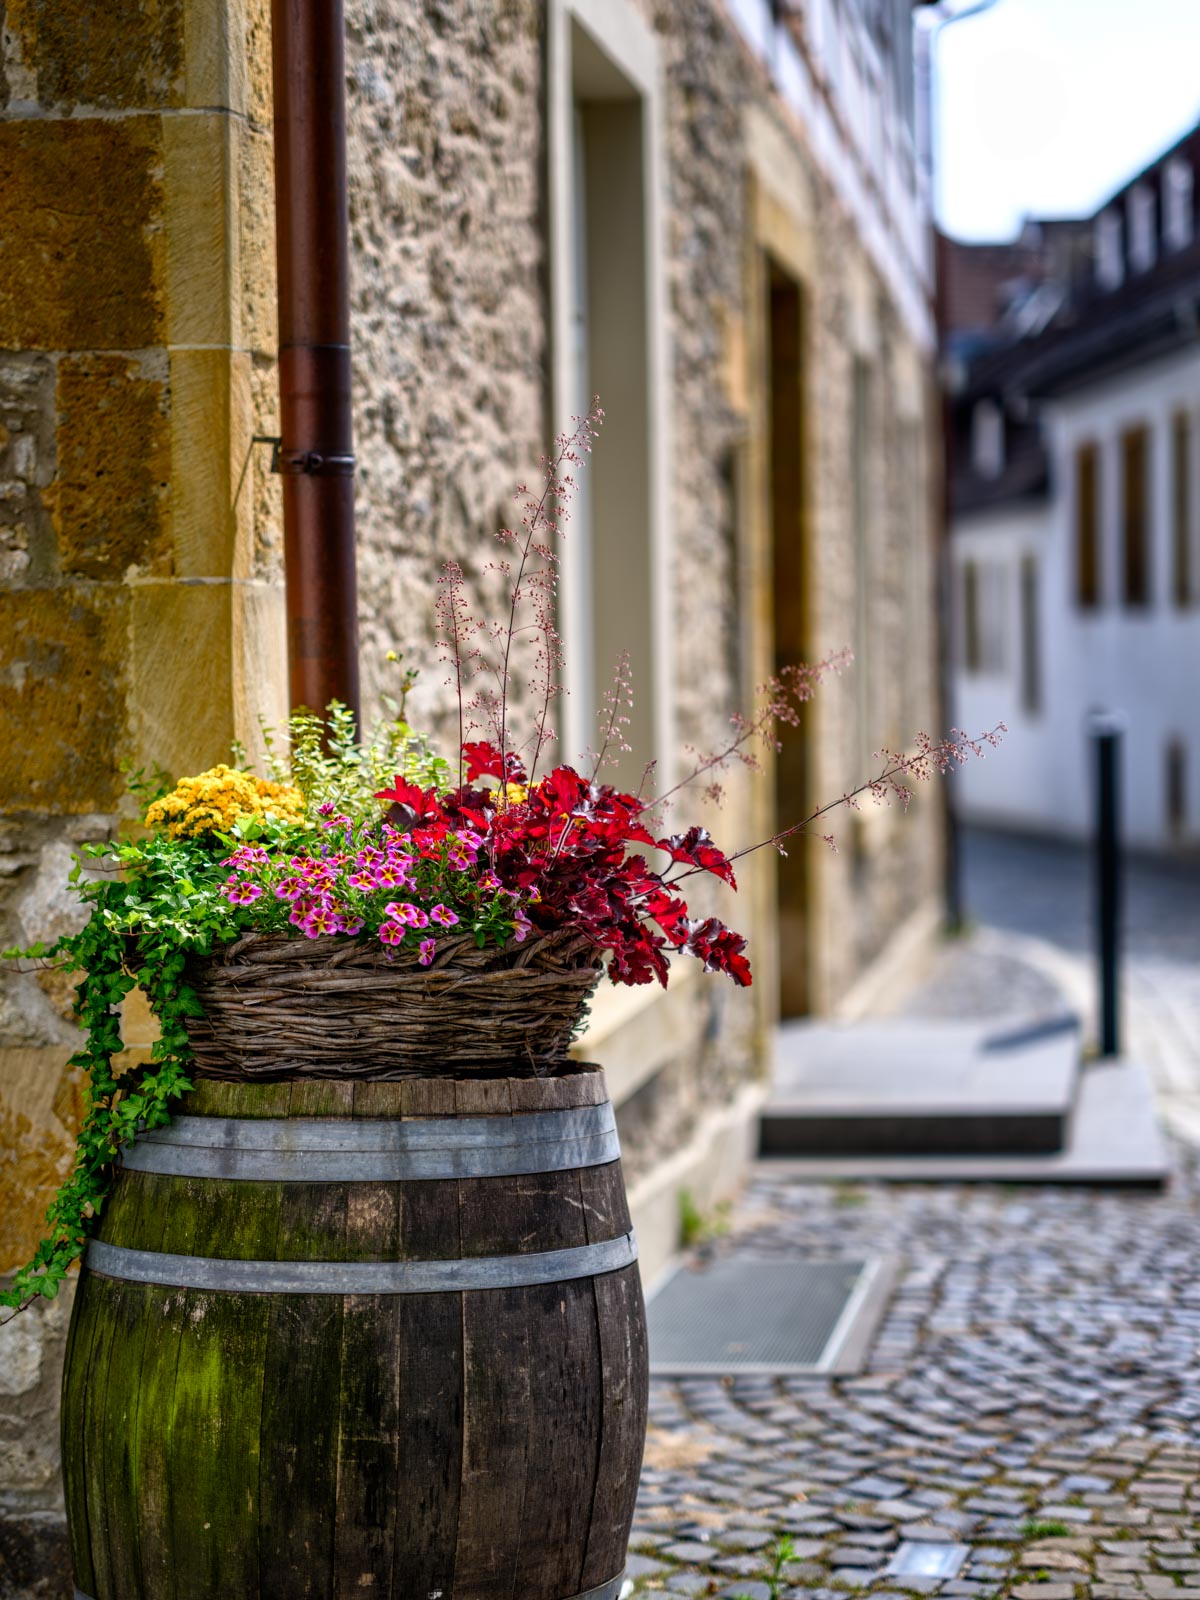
left=61, top=1067, right=648, bottom=1600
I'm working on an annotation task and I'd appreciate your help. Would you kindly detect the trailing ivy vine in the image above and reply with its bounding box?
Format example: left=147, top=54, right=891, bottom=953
left=0, top=700, right=462, bottom=1318
left=0, top=835, right=238, bottom=1316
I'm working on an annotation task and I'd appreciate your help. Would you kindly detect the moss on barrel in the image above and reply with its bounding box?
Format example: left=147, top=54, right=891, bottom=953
left=61, top=1069, right=647, bottom=1600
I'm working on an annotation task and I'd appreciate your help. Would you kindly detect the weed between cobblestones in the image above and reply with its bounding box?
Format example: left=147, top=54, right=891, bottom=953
left=731, top=1534, right=795, bottom=1599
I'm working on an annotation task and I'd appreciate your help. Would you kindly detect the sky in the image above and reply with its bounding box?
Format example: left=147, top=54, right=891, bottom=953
left=934, top=0, right=1200, bottom=242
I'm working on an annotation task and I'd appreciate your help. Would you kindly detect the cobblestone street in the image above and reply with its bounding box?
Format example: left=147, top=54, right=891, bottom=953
left=628, top=827, right=1200, bottom=1599
left=631, top=1158, right=1200, bottom=1600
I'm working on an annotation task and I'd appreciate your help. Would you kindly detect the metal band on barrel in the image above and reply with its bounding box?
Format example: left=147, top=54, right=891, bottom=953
left=85, top=1231, right=637, bottom=1295
left=567, top=1576, right=626, bottom=1600
left=120, top=1103, right=620, bottom=1182
left=78, top=1577, right=625, bottom=1600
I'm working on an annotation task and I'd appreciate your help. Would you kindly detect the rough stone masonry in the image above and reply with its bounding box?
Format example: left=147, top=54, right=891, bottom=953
left=0, top=2, right=942, bottom=1586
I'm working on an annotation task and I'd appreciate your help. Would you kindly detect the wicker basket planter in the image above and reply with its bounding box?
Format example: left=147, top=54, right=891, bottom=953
left=182, top=927, right=604, bottom=1080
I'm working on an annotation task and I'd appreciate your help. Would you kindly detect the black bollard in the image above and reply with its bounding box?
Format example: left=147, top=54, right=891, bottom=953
left=1091, top=713, right=1123, bottom=1058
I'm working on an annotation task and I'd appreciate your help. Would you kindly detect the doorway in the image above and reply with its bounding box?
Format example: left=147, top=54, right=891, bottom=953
left=767, top=260, right=812, bottom=1018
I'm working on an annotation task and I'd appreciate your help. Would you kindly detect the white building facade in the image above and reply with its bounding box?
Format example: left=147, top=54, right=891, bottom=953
left=947, top=125, right=1200, bottom=853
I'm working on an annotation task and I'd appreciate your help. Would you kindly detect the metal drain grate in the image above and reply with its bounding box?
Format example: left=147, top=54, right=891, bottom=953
left=646, top=1256, right=895, bottom=1376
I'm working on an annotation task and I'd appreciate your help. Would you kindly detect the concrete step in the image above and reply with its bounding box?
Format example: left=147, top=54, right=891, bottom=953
left=760, top=1014, right=1080, bottom=1159
left=757, top=1057, right=1168, bottom=1187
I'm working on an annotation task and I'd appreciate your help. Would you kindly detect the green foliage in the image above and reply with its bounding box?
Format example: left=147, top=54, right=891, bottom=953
left=0, top=832, right=242, bottom=1314
left=0, top=683, right=456, bottom=1318
left=678, top=1188, right=732, bottom=1250
left=263, top=684, right=451, bottom=828
left=1023, top=1519, right=1070, bottom=1539
left=733, top=1533, right=797, bottom=1600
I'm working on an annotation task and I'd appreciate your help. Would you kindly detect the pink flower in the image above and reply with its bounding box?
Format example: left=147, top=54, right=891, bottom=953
left=275, top=877, right=305, bottom=901
left=300, top=902, right=340, bottom=938
left=511, top=908, right=533, bottom=943
left=224, top=878, right=263, bottom=906
left=378, top=920, right=405, bottom=946
left=293, top=856, right=336, bottom=889
left=317, top=801, right=336, bottom=816
left=347, top=871, right=376, bottom=892
left=222, top=845, right=268, bottom=870
left=418, top=938, right=436, bottom=967
left=477, top=870, right=502, bottom=891
left=430, top=904, right=459, bottom=927
left=444, top=832, right=481, bottom=870
left=340, top=914, right=364, bottom=936
left=373, top=861, right=411, bottom=889
left=384, top=901, right=428, bottom=929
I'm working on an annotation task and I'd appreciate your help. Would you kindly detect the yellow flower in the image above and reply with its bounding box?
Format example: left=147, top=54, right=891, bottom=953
left=145, top=764, right=305, bottom=839
left=504, top=782, right=528, bottom=805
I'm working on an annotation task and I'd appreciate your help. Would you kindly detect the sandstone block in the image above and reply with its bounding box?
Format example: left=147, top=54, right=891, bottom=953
left=168, top=346, right=249, bottom=579
left=50, top=353, right=171, bottom=581
left=242, top=0, right=275, bottom=126
left=161, top=113, right=274, bottom=356
left=182, top=0, right=272, bottom=119
left=119, top=986, right=160, bottom=1051
left=129, top=579, right=236, bottom=779
left=231, top=577, right=287, bottom=764
left=0, top=587, right=130, bottom=812
left=238, top=124, right=278, bottom=358
left=0, top=1051, right=81, bottom=1273
left=0, top=118, right=165, bottom=352
left=162, top=111, right=235, bottom=348
left=4, top=0, right=184, bottom=110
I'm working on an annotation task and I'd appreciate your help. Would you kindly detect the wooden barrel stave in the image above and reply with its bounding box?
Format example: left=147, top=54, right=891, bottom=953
left=63, top=1067, right=647, bottom=1600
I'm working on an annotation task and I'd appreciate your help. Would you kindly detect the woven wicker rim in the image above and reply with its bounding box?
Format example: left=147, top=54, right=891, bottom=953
left=180, top=927, right=605, bottom=1082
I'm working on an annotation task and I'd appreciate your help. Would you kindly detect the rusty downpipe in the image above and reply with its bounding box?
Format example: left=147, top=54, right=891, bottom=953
left=270, top=0, right=362, bottom=722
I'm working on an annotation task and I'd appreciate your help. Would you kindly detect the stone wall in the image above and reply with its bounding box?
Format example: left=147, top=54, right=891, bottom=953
left=0, top=1, right=286, bottom=1584
left=338, top=0, right=940, bottom=1022
left=339, top=0, right=772, bottom=1233
left=0, top=0, right=940, bottom=1585
left=336, top=0, right=941, bottom=1235
left=344, top=0, right=547, bottom=723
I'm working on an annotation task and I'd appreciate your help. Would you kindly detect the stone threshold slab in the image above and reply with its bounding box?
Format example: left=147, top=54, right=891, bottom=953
left=762, top=1014, right=1080, bottom=1158
left=757, top=1058, right=1168, bottom=1187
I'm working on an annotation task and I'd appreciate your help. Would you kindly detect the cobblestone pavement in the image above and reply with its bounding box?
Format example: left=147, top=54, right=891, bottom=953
left=630, top=1154, right=1200, bottom=1600
left=628, top=830, right=1200, bottom=1599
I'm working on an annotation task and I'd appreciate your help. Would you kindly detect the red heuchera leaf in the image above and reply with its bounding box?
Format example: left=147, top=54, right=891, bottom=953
left=606, top=926, right=671, bottom=987
left=640, top=887, right=690, bottom=947
left=462, top=742, right=527, bottom=784
left=373, top=777, right=442, bottom=817
left=683, top=918, right=753, bottom=986
left=434, top=761, right=749, bottom=991
left=441, top=790, right=494, bottom=833
left=655, top=826, right=737, bottom=887
left=374, top=777, right=445, bottom=834
left=535, top=766, right=589, bottom=815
